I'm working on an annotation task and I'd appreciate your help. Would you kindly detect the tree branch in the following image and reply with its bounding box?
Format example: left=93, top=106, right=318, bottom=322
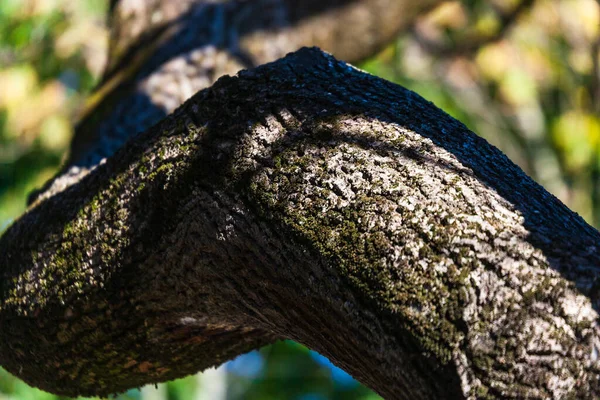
left=1, top=48, right=599, bottom=399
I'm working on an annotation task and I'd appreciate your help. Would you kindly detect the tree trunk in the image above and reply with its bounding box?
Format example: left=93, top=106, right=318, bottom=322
left=1, top=47, right=599, bottom=399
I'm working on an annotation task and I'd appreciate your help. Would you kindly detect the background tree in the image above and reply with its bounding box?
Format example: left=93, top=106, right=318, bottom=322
left=0, top=0, right=599, bottom=399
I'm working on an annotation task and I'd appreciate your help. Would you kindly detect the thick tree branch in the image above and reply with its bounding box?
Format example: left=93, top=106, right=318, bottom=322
left=1, top=48, right=599, bottom=399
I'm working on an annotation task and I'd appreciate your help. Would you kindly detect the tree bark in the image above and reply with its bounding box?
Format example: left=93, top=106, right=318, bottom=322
left=1, top=47, right=599, bottom=399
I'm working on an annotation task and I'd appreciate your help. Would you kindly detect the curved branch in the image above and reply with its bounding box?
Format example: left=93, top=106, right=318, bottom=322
left=1, top=48, right=599, bottom=399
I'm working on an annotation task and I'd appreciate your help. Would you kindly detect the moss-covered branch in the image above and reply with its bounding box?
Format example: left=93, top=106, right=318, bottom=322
left=1, top=48, right=599, bottom=399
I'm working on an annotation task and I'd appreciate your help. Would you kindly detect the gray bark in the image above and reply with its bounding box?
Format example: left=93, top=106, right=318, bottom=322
left=1, top=47, right=599, bottom=400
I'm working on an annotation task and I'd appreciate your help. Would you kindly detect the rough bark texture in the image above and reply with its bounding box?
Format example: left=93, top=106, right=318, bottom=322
left=2, top=47, right=600, bottom=399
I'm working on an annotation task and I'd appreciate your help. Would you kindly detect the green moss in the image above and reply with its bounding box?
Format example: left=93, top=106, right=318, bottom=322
left=237, top=113, right=490, bottom=370
left=475, top=385, right=490, bottom=398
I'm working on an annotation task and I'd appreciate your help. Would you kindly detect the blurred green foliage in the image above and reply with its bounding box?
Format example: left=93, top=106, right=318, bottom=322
left=0, top=0, right=107, bottom=232
left=0, top=0, right=599, bottom=398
